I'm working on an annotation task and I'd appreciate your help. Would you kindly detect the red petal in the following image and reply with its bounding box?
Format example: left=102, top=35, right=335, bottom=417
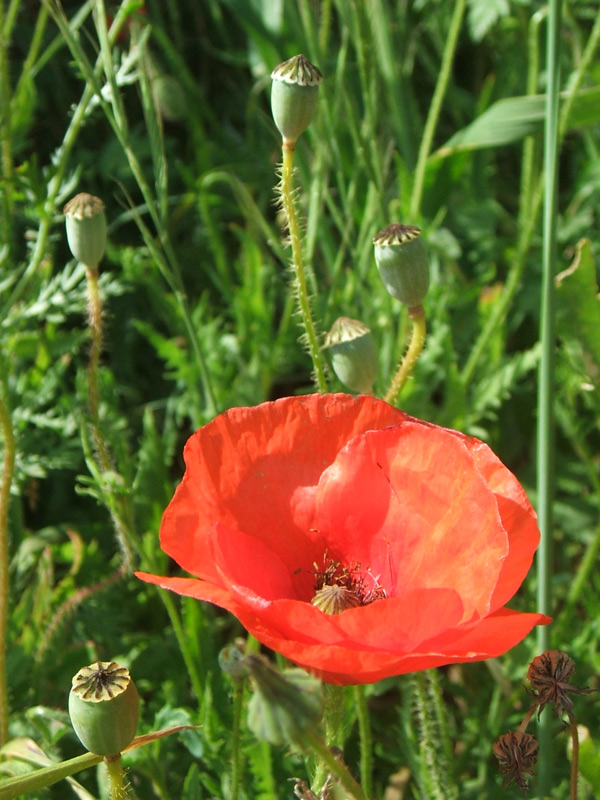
left=457, top=436, right=540, bottom=610
left=160, top=394, right=405, bottom=579
left=316, top=422, right=508, bottom=620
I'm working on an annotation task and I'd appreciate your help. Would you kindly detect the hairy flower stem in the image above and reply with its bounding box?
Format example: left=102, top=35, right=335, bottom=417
left=304, top=730, right=369, bottom=800
left=86, top=266, right=134, bottom=572
left=279, top=144, right=327, bottom=392
left=105, top=755, right=131, bottom=800
left=415, top=673, right=442, bottom=800
left=384, top=309, right=426, bottom=405
left=84, top=266, right=136, bottom=570
left=0, top=379, right=15, bottom=746
left=312, top=684, right=346, bottom=791
left=86, top=267, right=112, bottom=471
left=354, top=686, right=373, bottom=799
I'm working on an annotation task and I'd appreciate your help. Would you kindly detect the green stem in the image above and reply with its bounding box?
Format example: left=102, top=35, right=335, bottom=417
left=312, top=684, right=346, bottom=791
left=536, top=0, right=562, bottom=796
left=83, top=266, right=137, bottom=570
left=518, top=9, right=547, bottom=231
left=412, top=672, right=447, bottom=800
left=105, top=755, right=131, bottom=800
left=0, top=0, right=14, bottom=263
left=280, top=145, right=328, bottom=392
left=230, top=678, right=245, bottom=800
left=0, top=377, right=15, bottom=747
left=569, top=716, right=579, bottom=800
left=85, top=267, right=112, bottom=471
left=303, top=730, right=369, bottom=800
left=384, top=309, right=426, bottom=405
left=409, top=0, right=467, bottom=220
left=354, top=686, right=373, bottom=800
left=157, top=589, right=204, bottom=704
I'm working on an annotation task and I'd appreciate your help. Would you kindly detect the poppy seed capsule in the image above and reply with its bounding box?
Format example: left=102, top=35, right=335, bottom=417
left=373, top=223, right=430, bottom=310
left=324, top=317, right=378, bottom=394
left=271, top=54, right=322, bottom=146
left=64, top=193, right=107, bottom=268
left=68, top=661, right=140, bottom=756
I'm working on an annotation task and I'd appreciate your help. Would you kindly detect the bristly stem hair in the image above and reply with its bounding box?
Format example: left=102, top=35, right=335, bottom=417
left=385, top=310, right=427, bottom=405
left=279, top=144, right=328, bottom=393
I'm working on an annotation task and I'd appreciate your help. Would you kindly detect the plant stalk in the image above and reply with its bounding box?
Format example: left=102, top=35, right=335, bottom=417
left=0, top=378, right=15, bottom=746
left=105, top=755, right=131, bottom=800
left=536, top=0, right=562, bottom=795
left=354, top=685, right=373, bottom=799
left=409, top=0, right=467, bottom=220
left=304, top=729, right=369, bottom=800
left=384, top=309, right=426, bottom=405
left=280, top=144, right=328, bottom=392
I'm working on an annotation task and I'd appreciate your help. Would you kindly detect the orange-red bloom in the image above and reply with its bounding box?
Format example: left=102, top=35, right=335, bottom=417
left=136, top=394, right=550, bottom=685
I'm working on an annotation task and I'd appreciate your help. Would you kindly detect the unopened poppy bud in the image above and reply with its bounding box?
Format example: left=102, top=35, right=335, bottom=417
left=245, top=655, right=322, bottom=746
left=324, top=317, right=377, bottom=394
left=64, top=193, right=107, bottom=268
left=373, top=223, right=430, bottom=310
left=218, top=643, right=246, bottom=680
left=68, top=661, right=140, bottom=756
left=271, top=54, right=322, bottom=146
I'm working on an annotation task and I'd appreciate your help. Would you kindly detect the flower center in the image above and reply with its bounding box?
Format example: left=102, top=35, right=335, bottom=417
left=310, top=555, right=386, bottom=615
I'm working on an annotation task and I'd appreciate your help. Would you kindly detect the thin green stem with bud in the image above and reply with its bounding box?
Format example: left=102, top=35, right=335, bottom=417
left=384, top=310, right=426, bottom=405
left=280, top=145, right=328, bottom=392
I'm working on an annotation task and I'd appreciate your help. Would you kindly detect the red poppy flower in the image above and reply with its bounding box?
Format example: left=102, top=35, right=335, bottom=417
left=136, top=394, right=550, bottom=685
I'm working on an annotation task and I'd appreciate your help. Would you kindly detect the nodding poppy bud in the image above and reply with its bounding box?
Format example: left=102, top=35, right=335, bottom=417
left=245, top=655, right=323, bottom=746
left=68, top=661, right=140, bottom=756
left=324, top=317, right=378, bottom=394
left=271, top=54, right=322, bottom=146
left=218, top=643, right=247, bottom=681
left=373, top=223, right=430, bottom=311
left=64, top=193, right=107, bottom=268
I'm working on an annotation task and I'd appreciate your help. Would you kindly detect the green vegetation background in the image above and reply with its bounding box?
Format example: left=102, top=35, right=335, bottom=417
left=1, top=0, right=600, bottom=797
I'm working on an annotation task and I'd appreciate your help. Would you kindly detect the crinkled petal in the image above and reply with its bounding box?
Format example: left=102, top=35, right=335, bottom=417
left=316, top=423, right=508, bottom=620
left=160, top=394, right=406, bottom=579
left=457, top=436, right=540, bottom=611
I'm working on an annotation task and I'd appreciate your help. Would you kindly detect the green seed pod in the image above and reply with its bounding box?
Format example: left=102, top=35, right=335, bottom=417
left=373, top=223, right=430, bottom=310
left=64, top=193, right=107, bottom=268
left=245, top=655, right=322, bottom=746
left=271, top=54, right=322, bottom=146
left=68, top=661, right=140, bottom=756
left=324, top=317, right=378, bottom=394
